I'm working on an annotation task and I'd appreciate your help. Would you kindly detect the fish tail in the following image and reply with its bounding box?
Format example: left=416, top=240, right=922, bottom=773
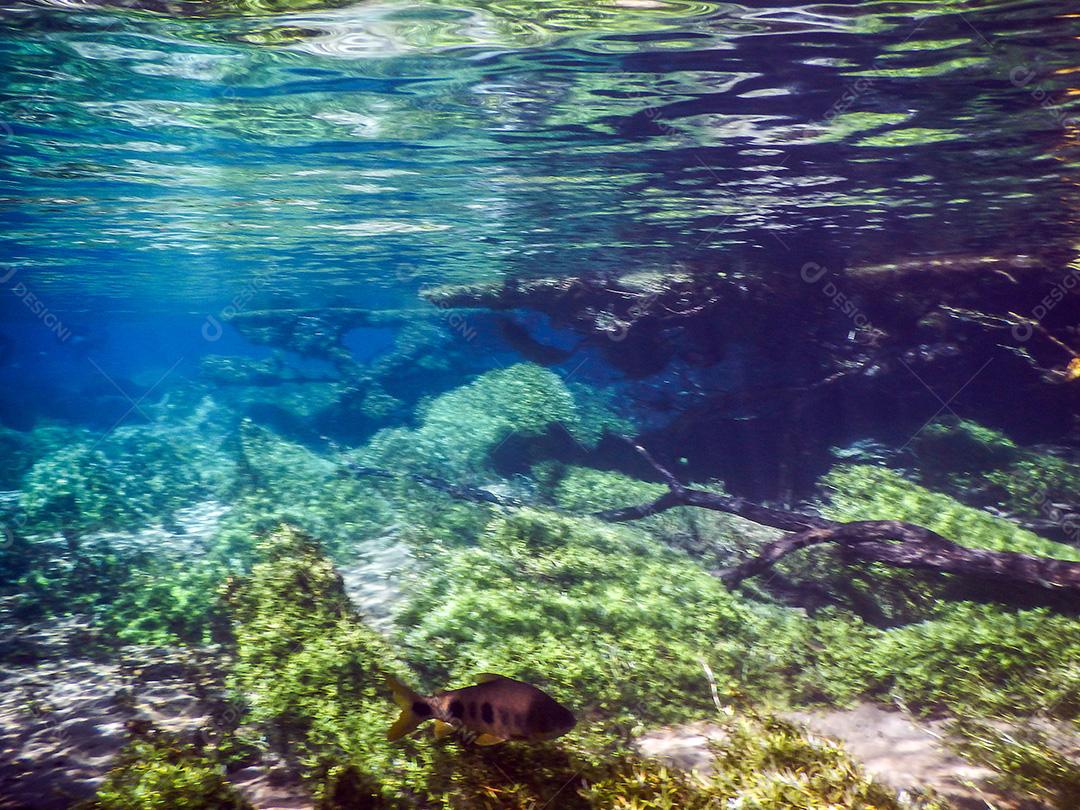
left=386, top=676, right=427, bottom=741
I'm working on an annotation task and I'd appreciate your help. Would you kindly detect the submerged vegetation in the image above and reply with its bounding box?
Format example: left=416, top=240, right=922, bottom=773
left=2, top=357, right=1078, bottom=806
left=82, top=735, right=252, bottom=810
left=911, top=419, right=1080, bottom=520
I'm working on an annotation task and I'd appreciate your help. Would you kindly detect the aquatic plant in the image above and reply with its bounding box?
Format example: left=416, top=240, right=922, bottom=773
left=911, top=419, right=1020, bottom=473
left=950, top=717, right=1080, bottom=807
left=358, top=364, right=628, bottom=480
left=984, top=453, right=1080, bottom=518
left=865, top=603, right=1080, bottom=721
left=911, top=419, right=1080, bottom=518
left=779, top=597, right=1080, bottom=727
left=398, top=508, right=791, bottom=735
left=83, top=735, right=251, bottom=810
left=19, top=407, right=236, bottom=536
left=222, top=524, right=432, bottom=805
left=703, top=713, right=905, bottom=809
left=545, top=451, right=1080, bottom=734
left=0, top=522, right=236, bottom=647
left=547, top=464, right=666, bottom=511
left=219, top=522, right=919, bottom=808
left=823, top=464, right=1080, bottom=561
left=101, top=557, right=231, bottom=645
left=230, top=421, right=491, bottom=561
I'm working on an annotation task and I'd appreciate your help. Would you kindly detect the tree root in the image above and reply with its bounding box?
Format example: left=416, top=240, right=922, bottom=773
left=594, top=441, right=1080, bottom=594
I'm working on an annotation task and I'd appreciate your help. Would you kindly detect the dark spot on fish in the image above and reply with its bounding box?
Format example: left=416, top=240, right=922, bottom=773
left=449, top=699, right=464, bottom=719
left=468, top=703, right=478, bottom=719
left=481, top=702, right=494, bottom=724
left=413, top=702, right=432, bottom=717
left=526, top=699, right=575, bottom=736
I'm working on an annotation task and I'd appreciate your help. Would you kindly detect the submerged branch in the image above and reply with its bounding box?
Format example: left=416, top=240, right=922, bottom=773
left=340, top=440, right=1080, bottom=596
left=594, top=441, right=1080, bottom=595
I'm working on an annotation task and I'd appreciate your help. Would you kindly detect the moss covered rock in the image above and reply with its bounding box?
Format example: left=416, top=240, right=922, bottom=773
left=912, top=418, right=1080, bottom=521
left=222, top=524, right=431, bottom=806
left=823, top=465, right=1080, bottom=561
left=358, top=364, right=629, bottom=480
left=19, top=405, right=235, bottom=536
left=398, top=508, right=793, bottom=736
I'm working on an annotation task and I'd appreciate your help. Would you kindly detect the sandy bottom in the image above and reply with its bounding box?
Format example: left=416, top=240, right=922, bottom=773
left=0, top=617, right=311, bottom=810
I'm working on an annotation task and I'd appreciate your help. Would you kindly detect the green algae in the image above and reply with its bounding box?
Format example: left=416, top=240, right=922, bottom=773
left=784, top=466, right=1080, bottom=726
left=868, top=604, right=1080, bottom=721
left=83, top=735, right=251, bottom=810
left=222, top=524, right=423, bottom=806
left=398, top=508, right=794, bottom=737
left=911, top=419, right=1080, bottom=519
left=216, top=521, right=910, bottom=808
left=823, top=464, right=1080, bottom=562
left=18, top=404, right=235, bottom=536
left=951, top=718, right=1080, bottom=807
left=5, top=365, right=1078, bottom=807
left=358, top=364, right=629, bottom=480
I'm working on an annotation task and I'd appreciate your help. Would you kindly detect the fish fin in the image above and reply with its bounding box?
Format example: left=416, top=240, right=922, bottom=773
left=474, top=673, right=505, bottom=683
left=433, top=720, right=455, bottom=740
left=473, top=733, right=506, bottom=746
left=386, top=676, right=426, bottom=741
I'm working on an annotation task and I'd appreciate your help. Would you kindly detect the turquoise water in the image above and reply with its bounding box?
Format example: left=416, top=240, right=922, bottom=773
left=2, top=1, right=1080, bottom=807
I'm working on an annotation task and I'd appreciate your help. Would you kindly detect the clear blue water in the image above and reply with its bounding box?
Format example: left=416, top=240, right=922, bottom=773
left=3, top=0, right=1079, bottom=433
left=2, top=1, right=1080, bottom=806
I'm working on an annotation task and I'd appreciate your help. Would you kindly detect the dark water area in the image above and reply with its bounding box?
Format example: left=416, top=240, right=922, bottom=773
left=2, top=0, right=1080, bottom=808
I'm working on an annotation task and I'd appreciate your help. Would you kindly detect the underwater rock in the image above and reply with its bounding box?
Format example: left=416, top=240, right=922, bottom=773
left=200, top=353, right=307, bottom=387
left=355, top=363, right=631, bottom=480
left=780, top=705, right=1009, bottom=807
left=218, top=380, right=346, bottom=440
left=222, top=524, right=423, bottom=805
left=422, top=270, right=707, bottom=348
left=496, top=316, right=579, bottom=366
left=219, top=311, right=507, bottom=443
left=226, top=308, right=460, bottom=378
left=356, top=384, right=402, bottom=422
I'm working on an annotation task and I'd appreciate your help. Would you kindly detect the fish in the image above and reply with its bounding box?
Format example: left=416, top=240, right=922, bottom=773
left=386, top=673, right=576, bottom=746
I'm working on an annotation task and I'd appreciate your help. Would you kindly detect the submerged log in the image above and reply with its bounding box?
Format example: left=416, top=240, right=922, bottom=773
left=596, top=442, right=1080, bottom=595
left=345, top=439, right=1080, bottom=598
